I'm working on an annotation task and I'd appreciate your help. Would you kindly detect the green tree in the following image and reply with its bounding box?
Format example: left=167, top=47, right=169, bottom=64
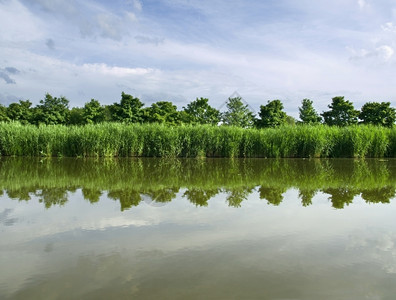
left=0, top=104, right=10, bottom=122
left=183, top=97, right=220, bottom=125
left=111, top=92, right=144, bottom=123
left=69, top=107, right=85, bottom=125
left=298, top=98, right=322, bottom=124
left=143, top=101, right=181, bottom=125
left=221, top=96, right=255, bottom=128
left=359, top=102, right=395, bottom=127
left=6, top=100, right=33, bottom=124
left=83, top=99, right=105, bottom=124
left=256, top=99, right=287, bottom=128
left=286, top=115, right=297, bottom=126
left=321, top=96, right=359, bottom=126
left=35, top=93, right=70, bottom=125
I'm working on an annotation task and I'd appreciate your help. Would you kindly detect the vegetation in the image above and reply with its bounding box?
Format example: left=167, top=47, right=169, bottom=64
left=0, top=92, right=394, bottom=158
left=321, top=96, right=359, bottom=126
left=1, top=157, right=395, bottom=210
left=182, top=97, right=220, bottom=125
left=298, top=98, right=322, bottom=124
left=221, top=96, right=255, bottom=128
left=256, top=99, right=288, bottom=128
left=0, top=122, right=394, bottom=158
left=359, top=102, right=396, bottom=127
left=0, top=91, right=394, bottom=128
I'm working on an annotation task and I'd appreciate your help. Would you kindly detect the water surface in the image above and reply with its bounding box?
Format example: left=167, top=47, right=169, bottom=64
left=1, top=158, right=396, bottom=299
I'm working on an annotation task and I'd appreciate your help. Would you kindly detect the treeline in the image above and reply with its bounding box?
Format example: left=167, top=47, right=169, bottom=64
left=0, top=92, right=394, bottom=127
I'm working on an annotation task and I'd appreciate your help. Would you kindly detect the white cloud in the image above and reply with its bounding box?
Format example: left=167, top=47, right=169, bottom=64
left=358, top=0, right=368, bottom=9
left=349, top=45, right=394, bottom=62
left=0, top=0, right=45, bottom=42
left=1, top=0, right=396, bottom=114
left=132, top=0, right=142, bottom=12
left=382, top=22, right=396, bottom=32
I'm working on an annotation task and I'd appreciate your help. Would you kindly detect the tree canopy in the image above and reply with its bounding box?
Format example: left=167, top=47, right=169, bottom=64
left=321, top=96, right=359, bottom=126
left=298, top=99, right=322, bottom=124
left=359, top=102, right=395, bottom=127
left=183, top=97, right=220, bottom=125
left=0, top=92, right=394, bottom=128
left=35, top=93, right=70, bottom=125
left=143, top=101, right=181, bottom=125
left=111, top=92, right=144, bottom=123
left=256, top=99, right=287, bottom=128
left=221, top=96, right=255, bottom=128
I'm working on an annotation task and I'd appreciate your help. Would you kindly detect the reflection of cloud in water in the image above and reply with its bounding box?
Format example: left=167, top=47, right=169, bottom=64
left=0, top=208, right=17, bottom=226
left=347, top=230, right=396, bottom=274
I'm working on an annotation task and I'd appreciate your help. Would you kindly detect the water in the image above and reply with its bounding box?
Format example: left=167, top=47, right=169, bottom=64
left=0, top=157, right=396, bottom=299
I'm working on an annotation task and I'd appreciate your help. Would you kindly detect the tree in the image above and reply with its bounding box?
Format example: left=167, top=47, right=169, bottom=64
left=359, top=102, right=395, bottom=127
left=183, top=97, right=220, bottom=125
left=69, top=107, right=84, bottom=125
left=298, top=98, right=321, bottom=124
left=111, top=92, right=144, bottom=123
left=221, top=96, right=255, bottom=128
left=321, top=96, right=359, bottom=126
left=35, top=93, right=70, bottom=125
left=0, top=104, right=10, bottom=122
left=143, top=101, right=181, bottom=125
left=83, top=99, right=105, bottom=124
left=6, top=100, right=33, bottom=124
left=256, top=99, right=287, bottom=128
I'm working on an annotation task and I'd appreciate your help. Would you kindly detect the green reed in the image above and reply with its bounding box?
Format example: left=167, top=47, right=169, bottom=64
left=0, top=122, right=394, bottom=158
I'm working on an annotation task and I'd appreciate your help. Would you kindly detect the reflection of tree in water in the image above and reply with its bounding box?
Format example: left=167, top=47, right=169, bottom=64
left=36, top=188, right=68, bottom=209
left=225, top=187, right=254, bottom=207
left=259, top=186, right=286, bottom=206
left=361, top=187, right=396, bottom=204
left=142, top=187, right=179, bottom=204
left=322, top=188, right=358, bottom=209
left=7, top=188, right=33, bottom=201
left=298, top=189, right=317, bottom=207
left=82, top=188, right=102, bottom=203
left=107, top=190, right=142, bottom=211
left=183, top=188, right=219, bottom=207
left=1, top=157, right=396, bottom=209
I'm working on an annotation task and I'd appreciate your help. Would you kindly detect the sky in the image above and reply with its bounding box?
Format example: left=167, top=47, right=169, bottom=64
left=1, top=0, right=396, bottom=117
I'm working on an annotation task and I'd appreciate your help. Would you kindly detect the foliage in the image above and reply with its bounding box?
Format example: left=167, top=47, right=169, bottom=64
left=0, top=104, right=10, bottom=122
left=321, top=96, right=359, bottom=126
left=69, top=107, right=84, bottom=125
left=0, top=122, right=394, bottom=158
left=183, top=97, right=220, bottom=125
left=111, top=92, right=144, bottom=123
left=34, top=93, right=70, bottom=125
left=143, top=101, right=181, bottom=125
left=0, top=157, right=395, bottom=210
left=256, top=99, right=287, bottom=128
left=83, top=99, right=105, bottom=124
left=359, top=101, right=395, bottom=127
left=6, top=100, right=33, bottom=124
left=298, top=98, right=322, bottom=124
left=221, top=96, right=255, bottom=128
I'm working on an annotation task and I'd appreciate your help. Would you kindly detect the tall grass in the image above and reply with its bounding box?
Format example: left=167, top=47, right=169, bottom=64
left=0, top=122, right=395, bottom=157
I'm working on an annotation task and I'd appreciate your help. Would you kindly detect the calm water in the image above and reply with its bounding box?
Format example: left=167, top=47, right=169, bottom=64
left=1, top=157, right=396, bottom=300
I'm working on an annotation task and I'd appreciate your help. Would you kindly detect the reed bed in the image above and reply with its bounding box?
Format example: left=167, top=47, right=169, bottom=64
left=0, top=122, right=395, bottom=158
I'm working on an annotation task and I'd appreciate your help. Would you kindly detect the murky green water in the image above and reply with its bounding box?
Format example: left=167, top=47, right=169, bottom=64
left=1, top=158, right=396, bottom=299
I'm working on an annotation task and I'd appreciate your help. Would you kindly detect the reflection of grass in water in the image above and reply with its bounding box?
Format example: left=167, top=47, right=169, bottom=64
left=1, top=123, right=395, bottom=158
left=0, top=157, right=395, bottom=210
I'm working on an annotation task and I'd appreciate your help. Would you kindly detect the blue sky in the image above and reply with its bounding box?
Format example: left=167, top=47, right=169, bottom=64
left=1, top=0, right=396, bottom=116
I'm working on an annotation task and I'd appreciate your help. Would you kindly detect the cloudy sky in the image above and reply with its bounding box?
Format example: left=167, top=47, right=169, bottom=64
left=1, top=0, right=396, bottom=116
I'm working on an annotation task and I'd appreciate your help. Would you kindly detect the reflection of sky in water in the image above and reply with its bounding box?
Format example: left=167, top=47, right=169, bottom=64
left=1, top=188, right=396, bottom=299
